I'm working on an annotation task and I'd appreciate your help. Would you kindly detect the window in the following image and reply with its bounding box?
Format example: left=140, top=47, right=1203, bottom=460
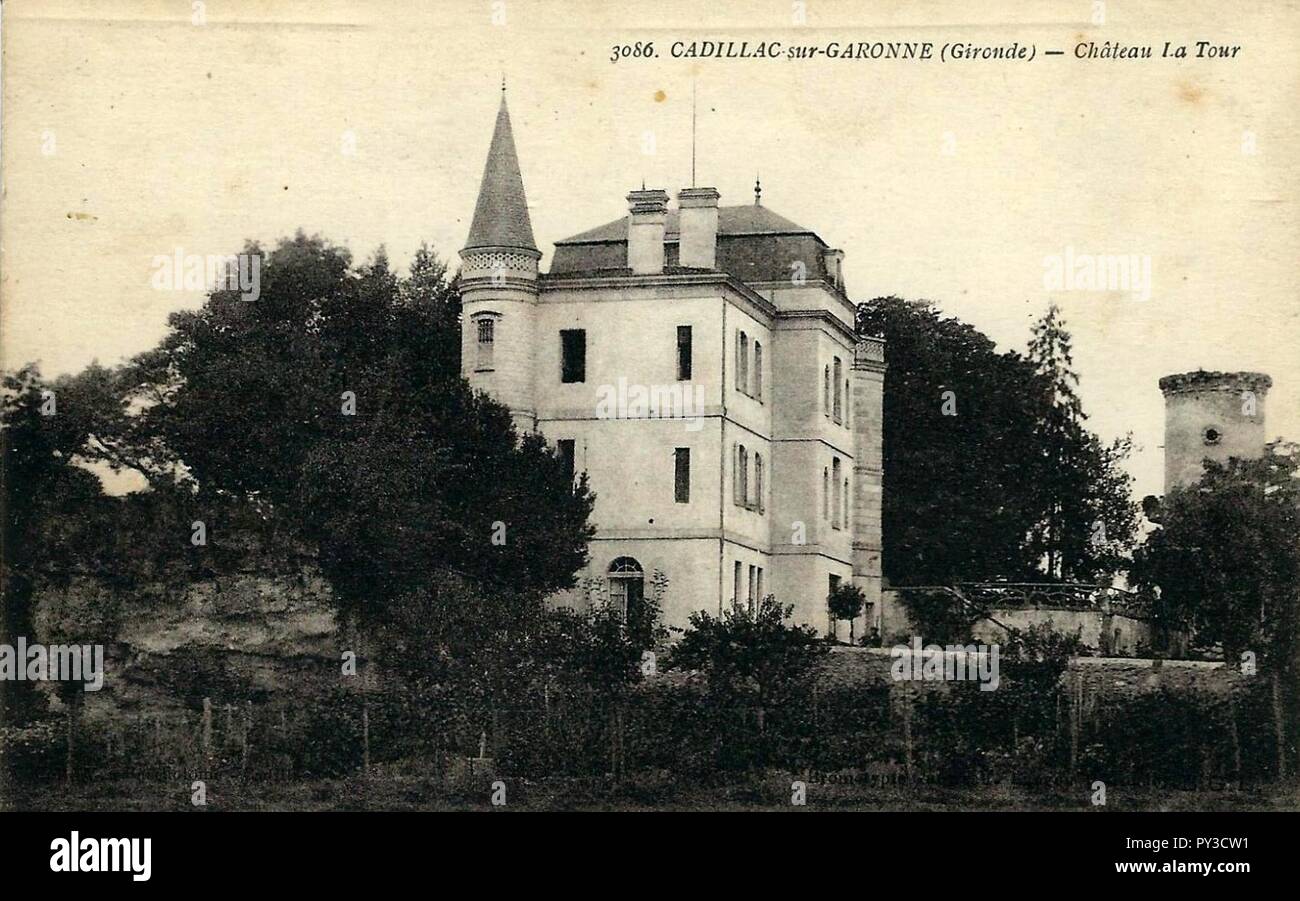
left=747, top=565, right=757, bottom=612
left=561, top=329, right=586, bottom=383
left=677, top=326, right=692, bottom=380
left=843, top=478, right=850, bottom=529
left=754, top=452, right=764, bottom=513
left=736, top=444, right=749, bottom=506
left=823, top=468, right=829, bottom=519
left=674, top=447, right=690, bottom=503
left=557, top=439, right=576, bottom=486
left=737, top=331, right=749, bottom=393
left=823, top=365, right=831, bottom=416
left=608, top=557, right=644, bottom=621
left=476, top=318, right=495, bottom=369
left=734, top=561, right=743, bottom=607
left=756, top=567, right=764, bottom=604
left=831, top=458, right=842, bottom=530
left=845, top=380, right=851, bottom=427
left=753, top=341, right=763, bottom=401
left=833, top=357, right=843, bottom=423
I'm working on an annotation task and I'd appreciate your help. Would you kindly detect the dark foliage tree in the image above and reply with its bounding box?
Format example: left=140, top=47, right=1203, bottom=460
left=856, top=297, right=1137, bottom=586
left=1025, top=303, right=1138, bottom=580
left=857, top=298, right=1049, bottom=584
left=1130, top=441, right=1300, bottom=671
left=122, top=235, right=461, bottom=510
left=92, top=234, right=596, bottom=686
left=827, top=581, right=866, bottom=644
left=112, top=234, right=594, bottom=610
left=1, top=366, right=128, bottom=725
left=1130, top=442, right=1300, bottom=777
left=669, top=598, right=826, bottom=742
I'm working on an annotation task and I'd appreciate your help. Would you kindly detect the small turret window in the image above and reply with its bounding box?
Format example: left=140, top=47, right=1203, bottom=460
left=476, top=318, right=495, bottom=370
left=1203, top=426, right=1222, bottom=446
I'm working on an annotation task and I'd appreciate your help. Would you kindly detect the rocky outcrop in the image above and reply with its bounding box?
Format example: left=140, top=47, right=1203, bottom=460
left=32, top=561, right=340, bottom=719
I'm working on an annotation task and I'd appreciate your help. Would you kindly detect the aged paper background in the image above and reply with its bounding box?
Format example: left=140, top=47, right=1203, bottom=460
left=2, top=0, right=1297, bottom=498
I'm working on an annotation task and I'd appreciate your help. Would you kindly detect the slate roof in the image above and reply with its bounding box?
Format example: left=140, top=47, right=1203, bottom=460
left=555, top=204, right=814, bottom=245
left=549, top=204, right=835, bottom=285
left=464, top=95, right=538, bottom=252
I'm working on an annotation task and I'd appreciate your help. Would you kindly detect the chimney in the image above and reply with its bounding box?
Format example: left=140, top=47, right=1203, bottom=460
left=823, top=248, right=845, bottom=291
left=626, top=188, right=669, bottom=274
left=677, top=187, right=720, bottom=270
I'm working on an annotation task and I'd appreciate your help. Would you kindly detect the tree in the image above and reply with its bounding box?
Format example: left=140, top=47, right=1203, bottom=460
left=669, top=598, right=826, bottom=741
left=827, top=581, right=866, bottom=644
left=112, top=232, right=595, bottom=648
left=1026, top=303, right=1081, bottom=579
left=1, top=366, right=124, bottom=726
left=856, top=297, right=1138, bottom=586
left=0, top=365, right=148, bottom=796
left=1024, top=304, right=1139, bottom=581
left=1130, top=442, right=1300, bottom=778
left=857, top=297, right=1046, bottom=584
left=1129, top=441, right=1300, bottom=671
left=120, top=234, right=460, bottom=509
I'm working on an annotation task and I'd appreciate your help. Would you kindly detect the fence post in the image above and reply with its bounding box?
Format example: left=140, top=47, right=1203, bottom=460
left=201, top=697, right=213, bottom=761
left=1067, top=672, right=1079, bottom=778
left=608, top=706, right=618, bottom=779
left=1272, top=673, right=1288, bottom=781
left=362, top=702, right=371, bottom=776
left=241, top=701, right=251, bottom=776
left=1228, top=691, right=1242, bottom=785
left=615, top=705, right=626, bottom=779
left=901, top=684, right=914, bottom=784
left=65, top=701, right=75, bottom=785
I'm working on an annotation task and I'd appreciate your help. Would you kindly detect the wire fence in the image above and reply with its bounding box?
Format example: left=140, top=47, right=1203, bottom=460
left=4, top=669, right=1293, bottom=793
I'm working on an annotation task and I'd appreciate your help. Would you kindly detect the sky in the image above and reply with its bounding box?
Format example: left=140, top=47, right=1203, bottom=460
left=3, top=0, right=1298, bottom=502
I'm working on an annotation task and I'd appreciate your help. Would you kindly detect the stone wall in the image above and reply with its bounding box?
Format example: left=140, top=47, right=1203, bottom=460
left=878, top=588, right=1163, bottom=655
left=820, top=645, right=1243, bottom=696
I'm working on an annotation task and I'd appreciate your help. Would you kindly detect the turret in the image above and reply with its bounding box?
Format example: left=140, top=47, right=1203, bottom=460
left=1159, top=370, right=1271, bottom=493
left=460, top=90, right=541, bottom=435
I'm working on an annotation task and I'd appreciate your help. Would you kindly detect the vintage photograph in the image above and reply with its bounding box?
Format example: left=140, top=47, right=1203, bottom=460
left=1, top=0, right=1297, bottom=849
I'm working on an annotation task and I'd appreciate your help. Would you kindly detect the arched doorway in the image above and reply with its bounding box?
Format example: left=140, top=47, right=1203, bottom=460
left=607, top=557, right=644, bottom=621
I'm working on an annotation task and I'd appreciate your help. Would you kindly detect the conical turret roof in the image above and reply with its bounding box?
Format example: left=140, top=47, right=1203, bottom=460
left=464, top=93, right=537, bottom=252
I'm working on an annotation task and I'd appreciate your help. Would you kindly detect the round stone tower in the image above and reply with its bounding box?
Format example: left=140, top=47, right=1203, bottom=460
left=1159, top=370, right=1271, bottom=493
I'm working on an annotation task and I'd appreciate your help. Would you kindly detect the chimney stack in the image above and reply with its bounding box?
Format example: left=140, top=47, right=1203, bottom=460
left=677, top=187, right=720, bottom=270
left=823, top=248, right=845, bottom=291
left=626, top=188, right=669, bottom=274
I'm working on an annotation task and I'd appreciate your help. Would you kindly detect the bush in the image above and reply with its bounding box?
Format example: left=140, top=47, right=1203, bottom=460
left=0, top=718, right=63, bottom=784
